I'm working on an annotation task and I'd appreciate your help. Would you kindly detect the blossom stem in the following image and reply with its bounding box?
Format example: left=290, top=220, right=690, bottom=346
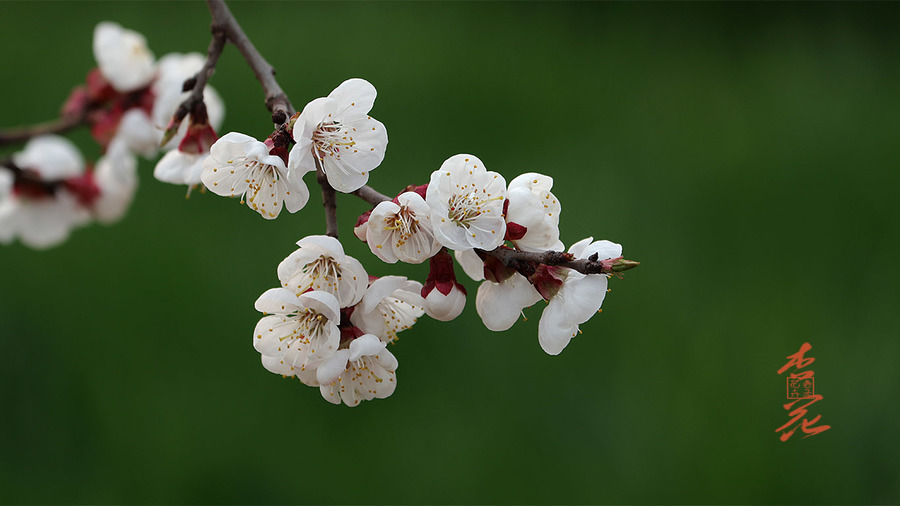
left=205, top=0, right=294, bottom=123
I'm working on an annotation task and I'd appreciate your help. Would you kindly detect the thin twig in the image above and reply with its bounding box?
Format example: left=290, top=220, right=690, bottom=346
left=205, top=0, right=294, bottom=123
left=317, top=168, right=339, bottom=238
left=0, top=115, right=84, bottom=148
left=482, top=246, right=639, bottom=276
left=163, top=29, right=227, bottom=144
left=351, top=185, right=391, bottom=206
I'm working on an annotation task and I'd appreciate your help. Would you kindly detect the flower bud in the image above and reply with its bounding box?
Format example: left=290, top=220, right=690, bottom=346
left=421, top=249, right=467, bottom=321
left=424, top=283, right=466, bottom=322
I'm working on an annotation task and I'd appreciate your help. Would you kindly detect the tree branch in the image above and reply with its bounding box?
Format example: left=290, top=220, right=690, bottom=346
left=206, top=0, right=294, bottom=123
left=161, top=30, right=227, bottom=145
left=481, top=246, right=639, bottom=276
left=0, top=115, right=84, bottom=147
left=351, top=185, right=391, bottom=207
left=346, top=181, right=639, bottom=277
left=317, top=168, right=339, bottom=238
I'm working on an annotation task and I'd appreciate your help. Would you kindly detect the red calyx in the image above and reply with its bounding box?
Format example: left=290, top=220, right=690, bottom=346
left=505, top=222, right=527, bottom=241
left=422, top=249, right=467, bottom=297
left=85, top=68, right=117, bottom=103
left=355, top=209, right=372, bottom=227
left=61, top=86, right=89, bottom=120
left=482, top=253, right=516, bottom=284
left=179, top=122, right=218, bottom=155
left=63, top=171, right=101, bottom=207
left=528, top=264, right=567, bottom=301
left=396, top=183, right=428, bottom=203
left=12, top=170, right=57, bottom=200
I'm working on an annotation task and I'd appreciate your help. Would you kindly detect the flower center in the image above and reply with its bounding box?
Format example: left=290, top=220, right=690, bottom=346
left=312, top=121, right=356, bottom=161
left=303, top=255, right=342, bottom=292
left=383, top=205, right=420, bottom=246
left=281, top=308, right=328, bottom=345
left=447, top=191, right=498, bottom=227
left=239, top=159, right=279, bottom=213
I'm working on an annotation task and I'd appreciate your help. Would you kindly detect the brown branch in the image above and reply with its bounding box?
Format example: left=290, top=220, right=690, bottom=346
left=346, top=181, right=639, bottom=277
left=317, top=167, right=339, bottom=238
left=0, top=115, right=84, bottom=148
left=481, top=246, right=639, bottom=277
left=206, top=0, right=294, bottom=123
left=351, top=185, right=391, bottom=207
left=161, top=29, right=227, bottom=145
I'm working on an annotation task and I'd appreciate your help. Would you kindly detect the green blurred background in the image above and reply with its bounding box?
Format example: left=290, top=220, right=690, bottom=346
left=2, top=1, right=899, bottom=504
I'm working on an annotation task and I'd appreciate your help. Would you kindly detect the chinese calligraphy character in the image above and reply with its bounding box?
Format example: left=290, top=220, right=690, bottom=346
left=776, top=342, right=830, bottom=440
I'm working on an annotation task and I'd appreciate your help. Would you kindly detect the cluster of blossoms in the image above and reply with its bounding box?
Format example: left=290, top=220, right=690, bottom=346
left=200, top=78, right=385, bottom=219
left=2, top=10, right=637, bottom=408
left=200, top=78, right=631, bottom=406
left=0, top=22, right=224, bottom=248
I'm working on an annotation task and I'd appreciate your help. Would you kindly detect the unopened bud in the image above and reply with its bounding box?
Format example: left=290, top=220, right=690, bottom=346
left=606, top=258, right=640, bottom=273
left=160, top=116, right=184, bottom=147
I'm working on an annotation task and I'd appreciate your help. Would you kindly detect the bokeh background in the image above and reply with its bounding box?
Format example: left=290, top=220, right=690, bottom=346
left=2, top=1, right=899, bottom=504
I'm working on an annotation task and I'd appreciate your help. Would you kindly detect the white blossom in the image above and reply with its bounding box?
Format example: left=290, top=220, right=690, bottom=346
left=475, top=272, right=542, bottom=331
left=350, top=276, right=424, bottom=344
left=0, top=136, right=92, bottom=249
left=366, top=191, right=441, bottom=264
left=201, top=132, right=310, bottom=219
left=454, top=249, right=485, bottom=281
left=317, top=334, right=398, bottom=407
left=537, top=238, right=621, bottom=355
left=505, top=172, right=563, bottom=252
left=112, top=108, right=158, bottom=158
left=154, top=150, right=205, bottom=186
left=253, top=289, right=341, bottom=384
left=426, top=154, right=507, bottom=251
left=92, top=22, right=156, bottom=93
left=423, top=283, right=466, bottom=322
left=93, top=139, right=138, bottom=224
left=277, top=235, right=368, bottom=307
left=152, top=52, right=225, bottom=151
left=289, top=78, right=388, bottom=192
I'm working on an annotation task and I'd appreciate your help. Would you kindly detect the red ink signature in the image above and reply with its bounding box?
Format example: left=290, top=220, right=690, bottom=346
left=776, top=342, right=831, bottom=441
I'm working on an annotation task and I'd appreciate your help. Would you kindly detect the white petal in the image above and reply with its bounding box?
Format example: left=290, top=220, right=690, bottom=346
left=348, top=334, right=387, bottom=361
left=297, top=291, right=341, bottom=323
left=556, top=272, right=609, bottom=325
left=93, top=21, right=156, bottom=92
left=359, top=276, right=409, bottom=314
left=316, top=349, right=351, bottom=385
left=454, top=249, right=485, bottom=281
left=114, top=109, right=159, bottom=158
left=538, top=303, right=579, bottom=356
left=93, top=140, right=138, bottom=224
left=580, top=240, right=623, bottom=261
left=13, top=135, right=84, bottom=179
left=328, top=78, right=377, bottom=116
left=261, top=355, right=294, bottom=376
left=567, top=237, right=594, bottom=258
left=475, top=273, right=542, bottom=331
left=254, top=287, right=301, bottom=315
left=253, top=314, right=294, bottom=356
left=424, top=286, right=466, bottom=322
left=296, top=234, right=345, bottom=257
